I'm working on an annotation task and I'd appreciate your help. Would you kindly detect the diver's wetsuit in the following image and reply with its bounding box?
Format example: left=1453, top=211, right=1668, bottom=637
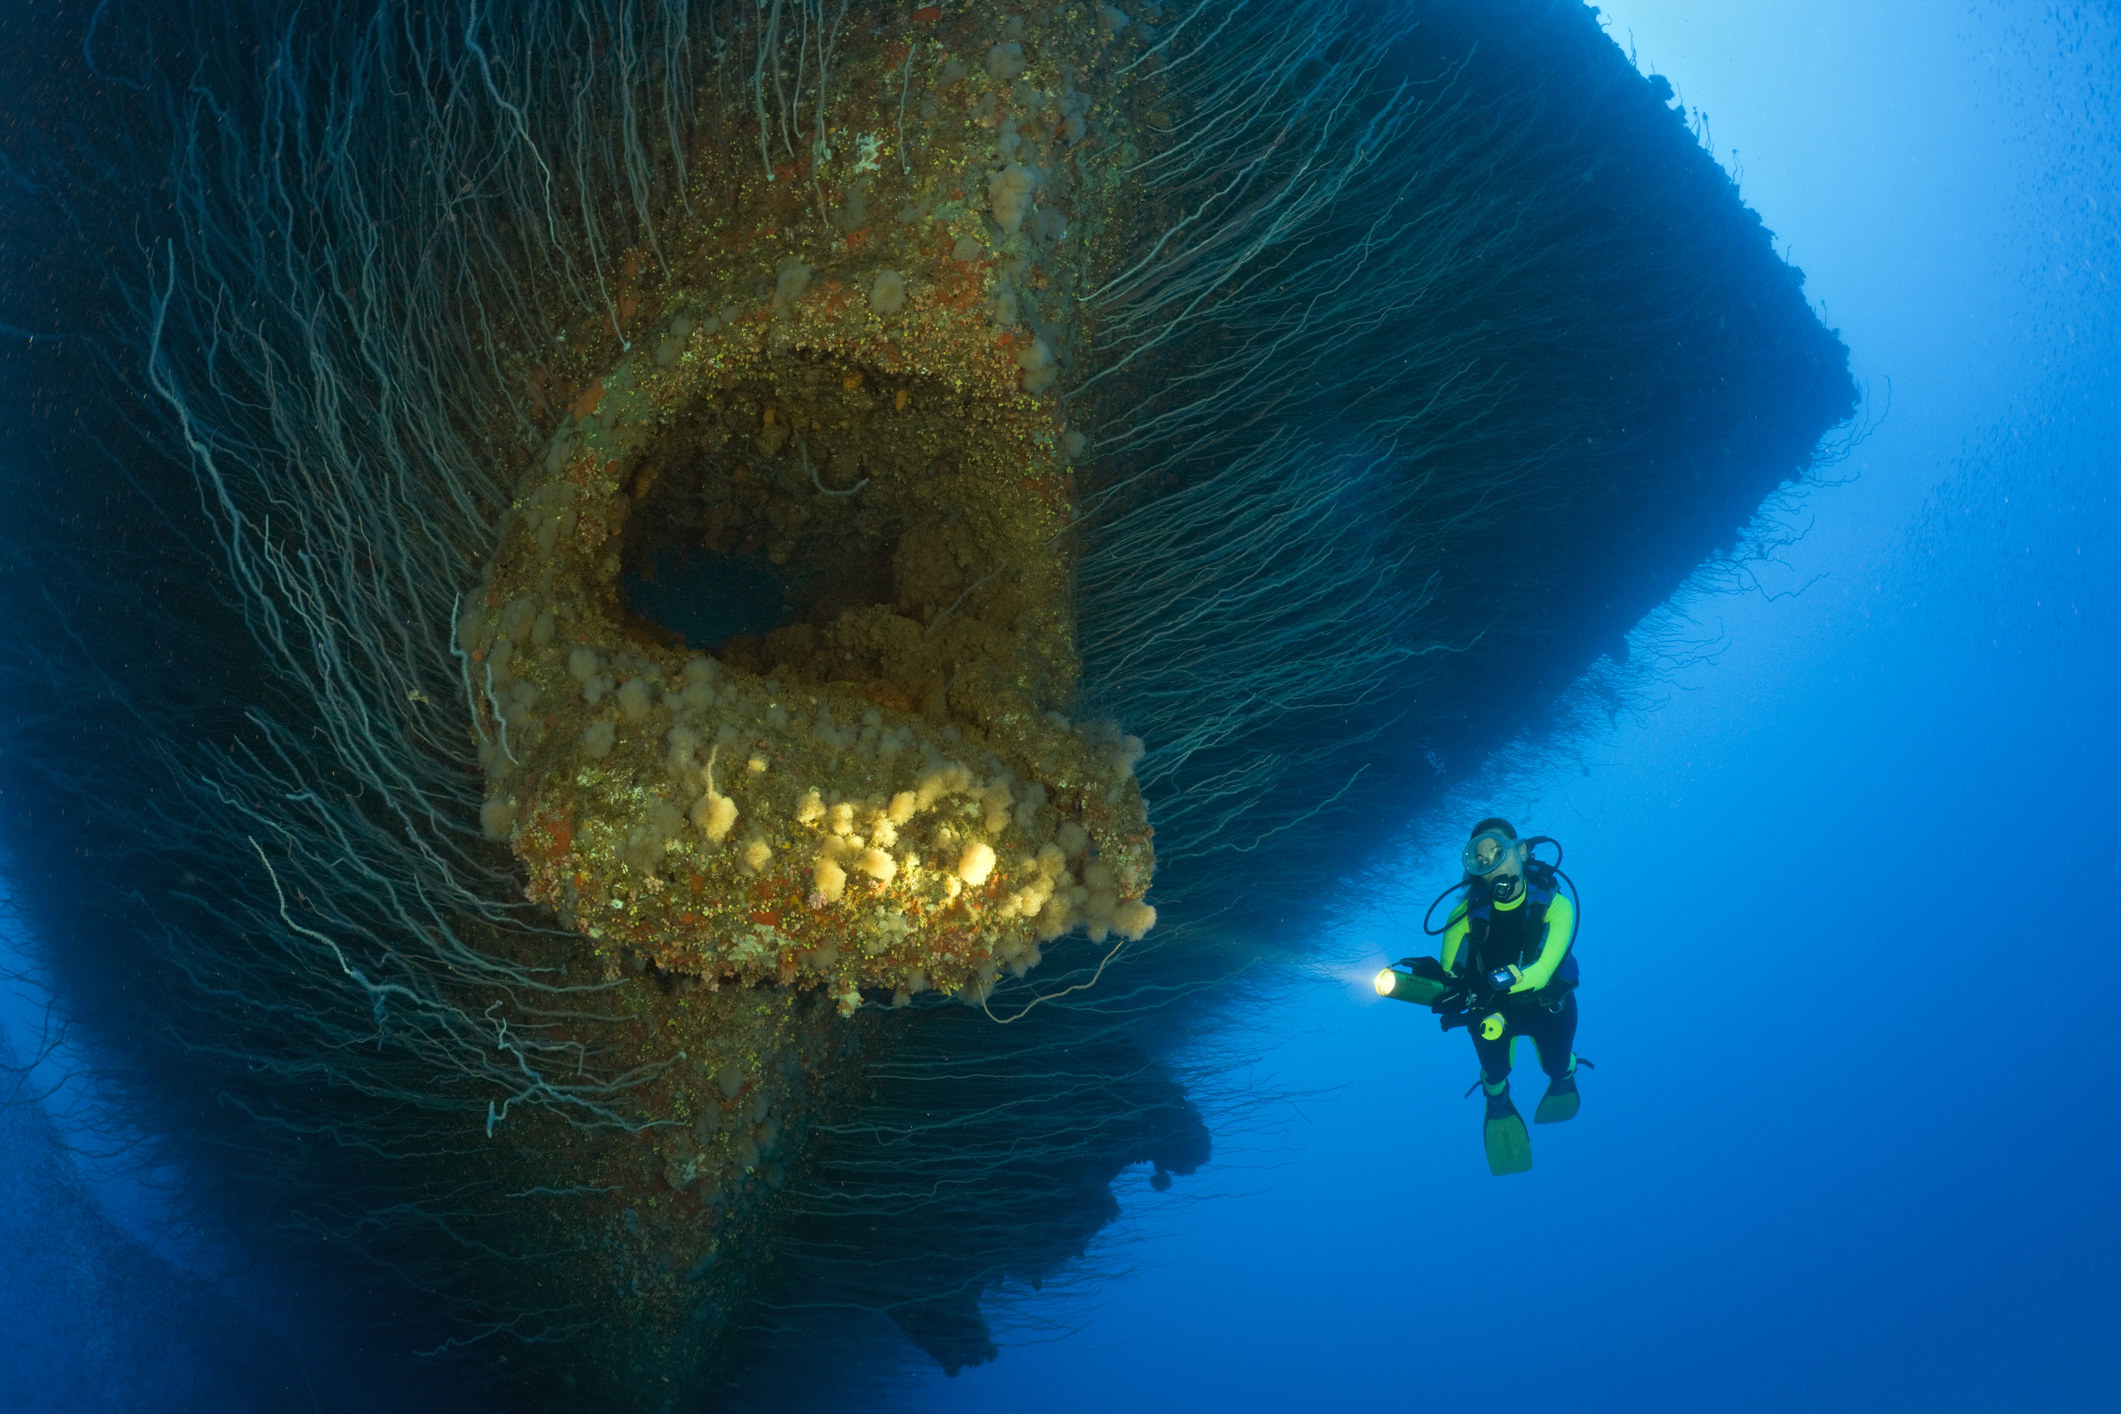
left=1441, top=883, right=1579, bottom=1086
left=1472, top=991, right=1577, bottom=1085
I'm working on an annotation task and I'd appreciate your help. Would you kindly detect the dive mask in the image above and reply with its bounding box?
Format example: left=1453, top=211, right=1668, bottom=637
left=1461, top=829, right=1519, bottom=878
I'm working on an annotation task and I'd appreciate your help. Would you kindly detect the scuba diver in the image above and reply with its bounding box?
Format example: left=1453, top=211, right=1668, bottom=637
left=1374, top=818, right=1584, bottom=1176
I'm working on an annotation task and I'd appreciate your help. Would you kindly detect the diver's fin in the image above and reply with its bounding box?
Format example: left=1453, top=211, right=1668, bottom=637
left=1533, top=1071, right=1579, bottom=1125
left=1482, top=1085, right=1533, bottom=1176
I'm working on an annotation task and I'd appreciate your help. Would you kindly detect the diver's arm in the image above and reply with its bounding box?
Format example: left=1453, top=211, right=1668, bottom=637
left=1439, top=905, right=1471, bottom=975
left=1509, top=892, right=1575, bottom=993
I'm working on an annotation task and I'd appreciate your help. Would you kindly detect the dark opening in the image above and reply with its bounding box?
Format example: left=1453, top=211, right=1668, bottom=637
left=615, top=362, right=931, bottom=655
left=622, top=548, right=798, bottom=649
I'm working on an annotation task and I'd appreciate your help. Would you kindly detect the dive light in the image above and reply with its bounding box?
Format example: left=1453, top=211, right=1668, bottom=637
left=1373, top=960, right=1451, bottom=1007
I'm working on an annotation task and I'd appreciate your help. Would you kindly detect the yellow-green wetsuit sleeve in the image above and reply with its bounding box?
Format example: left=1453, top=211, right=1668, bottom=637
left=1440, top=902, right=1471, bottom=976
left=1509, top=892, right=1575, bottom=993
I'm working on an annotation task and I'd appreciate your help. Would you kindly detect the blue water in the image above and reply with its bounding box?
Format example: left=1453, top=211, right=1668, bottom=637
left=3, top=3, right=2116, bottom=1411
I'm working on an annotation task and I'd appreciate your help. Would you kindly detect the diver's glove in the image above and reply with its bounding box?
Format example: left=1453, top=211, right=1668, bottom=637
left=1430, top=977, right=1473, bottom=1030
left=1405, top=956, right=1450, bottom=983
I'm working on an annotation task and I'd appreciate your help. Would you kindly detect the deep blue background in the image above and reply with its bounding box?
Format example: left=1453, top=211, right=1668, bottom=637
left=3, top=3, right=2116, bottom=1410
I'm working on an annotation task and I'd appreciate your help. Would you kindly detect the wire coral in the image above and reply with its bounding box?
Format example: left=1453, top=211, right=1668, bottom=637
left=1068, top=0, right=1858, bottom=929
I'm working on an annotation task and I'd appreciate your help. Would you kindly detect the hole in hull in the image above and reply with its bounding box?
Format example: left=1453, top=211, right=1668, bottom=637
left=621, top=548, right=798, bottom=649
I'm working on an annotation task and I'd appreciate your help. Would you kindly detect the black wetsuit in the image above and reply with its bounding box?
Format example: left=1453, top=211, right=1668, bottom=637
left=1442, top=883, right=1579, bottom=1086
left=1473, top=991, right=1577, bottom=1087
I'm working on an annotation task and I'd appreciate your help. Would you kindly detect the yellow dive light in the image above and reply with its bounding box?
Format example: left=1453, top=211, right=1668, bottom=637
left=1374, top=962, right=1451, bottom=1006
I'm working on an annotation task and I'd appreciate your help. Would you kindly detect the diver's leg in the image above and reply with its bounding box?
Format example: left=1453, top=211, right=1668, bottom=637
left=1472, top=1024, right=1514, bottom=1088
left=1472, top=1022, right=1532, bottom=1175
left=1530, top=993, right=1581, bottom=1124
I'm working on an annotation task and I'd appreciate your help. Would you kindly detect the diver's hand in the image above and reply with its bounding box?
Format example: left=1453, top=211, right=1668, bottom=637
left=1405, top=956, right=1449, bottom=983
left=1430, top=977, right=1471, bottom=1029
